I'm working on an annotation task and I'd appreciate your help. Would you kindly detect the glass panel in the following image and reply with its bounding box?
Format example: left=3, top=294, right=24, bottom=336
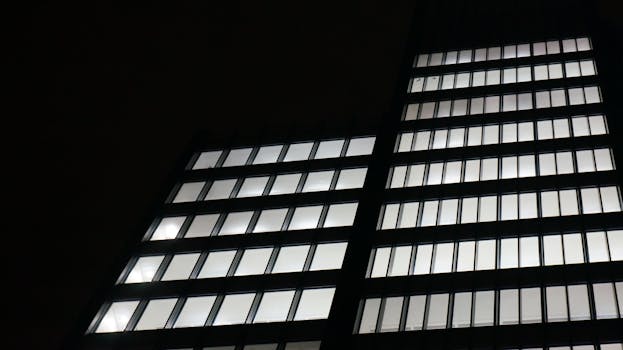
left=125, top=256, right=164, bottom=283
left=567, top=284, right=591, bottom=321
left=444, top=161, right=462, bottom=184
left=95, top=301, right=140, bottom=333
left=253, top=290, right=295, bottom=323
left=518, top=122, right=534, bottom=141
left=563, top=233, right=585, bottom=264
left=568, top=88, right=585, bottom=105
left=198, top=250, right=236, bottom=278
left=413, top=244, right=433, bottom=274
left=288, top=206, right=323, bottom=230
left=519, top=155, right=536, bottom=177
left=426, top=294, right=449, bottom=329
left=253, top=208, right=288, bottom=233
left=535, top=91, right=550, bottom=108
left=484, top=96, right=500, bottom=113
left=473, top=291, right=495, bottom=326
left=380, top=204, right=399, bottom=230
left=193, top=151, right=222, bottom=169
left=448, top=128, right=465, bottom=148
left=537, top=120, right=553, bottom=140
left=470, top=97, right=484, bottom=115
left=310, top=242, right=347, bottom=271
left=441, top=74, right=455, bottom=89
left=551, top=89, right=566, bottom=107
left=521, top=288, right=541, bottom=323
left=472, top=71, right=485, bottom=86
left=503, top=68, right=516, bottom=84
left=499, top=289, right=519, bottom=325
left=540, top=191, right=560, bottom=217
left=152, top=217, right=186, bottom=240
left=432, top=130, right=448, bottom=149
left=223, top=148, right=252, bottom=167
left=500, top=238, right=518, bottom=268
left=272, top=245, right=309, bottom=273
left=380, top=297, right=403, bottom=332
left=432, top=242, right=454, bottom=273
left=315, top=140, right=344, bottom=159
left=174, top=296, right=216, bottom=328
left=543, top=235, right=563, bottom=266
left=213, top=293, right=255, bottom=325
left=581, top=188, right=601, bottom=214
left=467, top=127, right=482, bottom=146
left=593, top=283, right=618, bottom=319
left=455, top=73, right=470, bottom=88
left=546, top=286, right=568, bottom=322
left=479, top=196, right=497, bottom=222
left=420, top=200, right=439, bottom=226
left=481, top=158, right=498, bottom=181
left=284, top=142, right=313, bottom=162
left=553, top=119, right=570, bottom=138
left=324, top=202, right=358, bottom=227
left=502, top=157, right=517, bottom=179
left=476, top=240, right=496, bottom=270
left=438, top=199, right=458, bottom=225
left=253, top=145, right=283, bottom=164
left=270, top=174, right=301, bottom=195
left=219, top=211, right=253, bottom=235
left=336, top=168, right=367, bottom=189
left=594, top=149, right=614, bottom=171
left=589, top=115, right=607, bottom=134
left=234, top=248, right=272, bottom=276
left=580, top=60, right=596, bottom=76
left=556, top=152, right=574, bottom=174
left=405, top=295, right=426, bottom=330
left=461, top=197, right=478, bottom=223
left=346, top=137, right=375, bottom=156
left=456, top=241, right=475, bottom=272
left=600, top=186, right=621, bottom=212
left=503, top=94, right=517, bottom=111
left=161, top=253, right=200, bottom=281
left=135, top=299, right=177, bottom=330
left=398, top=202, right=419, bottom=228
left=302, top=171, right=334, bottom=192
left=587, top=231, right=609, bottom=262
left=486, top=69, right=500, bottom=85
left=502, top=123, right=517, bottom=143
left=483, top=125, right=499, bottom=144
left=573, top=117, right=590, bottom=136
left=389, top=246, right=412, bottom=276
left=173, top=182, right=204, bottom=203
left=519, top=193, right=538, bottom=219
left=452, top=99, right=468, bottom=116
left=404, top=104, right=420, bottom=121
left=607, top=230, right=623, bottom=261
left=539, top=153, right=556, bottom=176
left=413, top=131, right=431, bottom=150
left=549, top=63, right=563, bottom=79
left=420, top=102, right=436, bottom=119
left=565, top=61, right=581, bottom=77
left=237, top=177, right=269, bottom=198
left=452, top=292, right=472, bottom=328
left=501, top=194, right=518, bottom=220
left=358, top=298, right=381, bottom=333
left=294, top=288, right=335, bottom=320
left=533, top=42, right=546, bottom=55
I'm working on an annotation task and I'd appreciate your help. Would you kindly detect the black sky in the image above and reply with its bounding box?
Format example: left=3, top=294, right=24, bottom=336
left=12, top=1, right=623, bottom=349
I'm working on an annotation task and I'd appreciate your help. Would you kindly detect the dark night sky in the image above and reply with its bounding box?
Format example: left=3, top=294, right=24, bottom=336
left=12, top=1, right=623, bottom=349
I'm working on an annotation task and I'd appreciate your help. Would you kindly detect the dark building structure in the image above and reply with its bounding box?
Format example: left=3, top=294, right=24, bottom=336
left=64, top=1, right=623, bottom=350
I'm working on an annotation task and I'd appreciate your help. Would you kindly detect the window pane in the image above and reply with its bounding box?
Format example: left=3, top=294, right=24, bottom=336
left=485, top=96, right=500, bottom=113
left=193, top=151, right=222, bottom=169
left=502, top=123, right=517, bottom=143
left=135, top=299, right=177, bottom=330
left=432, top=130, right=448, bottom=149
left=565, top=61, right=581, bottom=77
left=253, top=145, right=283, bottom=164
left=289, top=206, right=322, bottom=230
left=324, top=203, right=358, bottom=227
left=472, top=71, right=485, bottom=86
left=272, top=245, right=309, bottom=273
left=413, top=245, right=433, bottom=274
left=593, top=283, right=618, bottom=319
left=588, top=115, right=606, bottom=134
left=237, top=177, right=269, bottom=198
left=439, top=199, right=458, bottom=225
left=476, top=240, right=496, bottom=270
left=481, top=158, right=498, bottom=181
left=536, top=91, right=550, bottom=108
left=426, top=294, right=449, bottom=329
left=404, top=104, right=420, bottom=121
left=572, top=117, right=590, bottom=136
left=600, top=186, right=621, bottom=212
left=380, top=297, right=403, bottom=332
left=405, top=295, right=427, bottom=330
left=397, top=132, right=413, bottom=152
left=452, top=99, right=468, bottom=116
left=483, top=125, right=499, bottom=144
left=315, top=140, right=344, bottom=159
left=502, top=157, right=517, bottom=179
left=503, top=68, right=516, bottom=84
left=459, top=49, right=472, bottom=63
left=420, top=200, right=439, bottom=226
left=546, top=286, right=568, bottom=322
left=398, top=202, right=419, bottom=228
left=549, top=63, right=563, bottom=79
left=444, top=162, right=462, bottom=184
left=174, top=296, right=216, bottom=328
left=553, top=119, right=570, bottom=138
left=461, top=197, right=478, bottom=223
left=518, top=122, right=534, bottom=141
left=95, top=301, right=140, bottom=333
left=413, top=131, right=431, bottom=150
left=486, top=70, right=500, bottom=85
left=562, top=38, right=577, bottom=52
left=284, top=143, right=313, bottom=162
left=500, top=238, right=518, bottom=268
left=546, top=40, right=560, bottom=54
left=568, top=285, right=591, bottom=320
left=581, top=188, right=601, bottom=214
left=254, top=208, right=288, bottom=233
left=587, top=231, right=609, bottom=262
left=543, top=235, right=563, bottom=266
left=551, top=89, right=566, bottom=107
left=441, top=74, right=454, bottom=90
left=473, top=291, right=495, bottom=327
left=234, top=248, right=272, bottom=276
left=452, top=292, right=472, bottom=328
left=432, top=242, right=454, bottom=273
left=503, top=94, right=517, bottom=111
left=467, top=127, right=482, bottom=146
left=380, top=204, right=399, bottom=230
left=519, top=155, right=536, bottom=177
left=580, top=60, right=596, bottom=75
left=474, top=48, right=486, bottom=61
left=539, top=153, right=556, bottom=176
left=125, top=256, right=164, bottom=283
left=448, top=128, right=465, bottom=148
left=198, top=251, right=236, bottom=278
left=219, top=211, right=253, bottom=235
left=470, top=97, right=484, bottom=115
left=537, top=120, right=553, bottom=140
left=607, top=230, right=623, bottom=261
left=302, top=171, right=334, bottom=192
left=347, top=137, right=375, bottom=156
left=161, top=253, right=200, bottom=281
left=370, top=247, right=390, bottom=278
left=456, top=241, right=475, bottom=272
left=223, top=148, right=252, bottom=167
left=584, top=86, right=601, bottom=104
left=533, top=42, right=546, bottom=55
left=541, top=191, right=560, bottom=217
left=411, top=77, right=424, bottom=92
left=455, top=73, right=469, bottom=88
left=420, top=102, right=436, bottom=119
left=359, top=298, right=381, bottom=333
left=336, top=168, right=367, bottom=189
left=151, top=217, right=186, bottom=240
left=213, top=293, right=255, bottom=325
left=534, top=65, right=548, bottom=80
left=389, top=246, right=412, bottom=276
left=253, top=290, right=295, bottom=323
left=557, top=189, right=579, bottom=216
left=519, top=193, right=538, bottom=219
left=294, top=288, right=335, bottom=320
left=310, top=242, right=348, bottom=271
left=499, top=289, right=519, bottom=325
left=173, top=182, right=204, bottom=203
left=501, top=194, right=518, bottom=220
left=270, top=174, right=301, bottom=195
left=568, top=88, right=585, bottom=105
left=479, top=196, right=497, bottom=222
left=488, top=46, right=501, bottom=60
left=563, top=233, right=585, bottom=264
left=594, top=149, right=614, bottom=171
left=521, top=288, right=542, bottom=323
left=556, top=152, right=574, bottom=174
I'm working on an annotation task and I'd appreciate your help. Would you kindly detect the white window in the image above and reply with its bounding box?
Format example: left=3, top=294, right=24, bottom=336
left=380, top=204, right=399, bottom=230
left=546, top=286, right=568, bottom=322
left=432, top=242, right=454, bottom=273
left=456, top=241, right=475, bottom=272
left=476, top=240, right=496, bottom=270
left=253, top=291, right=295, bottom=323
left=346, top=137, right=375, bottom=156
left=479, top=196, right=497, bottom=222
left=323, top=203, right=358, bottom=227
left=473, top=291, right=495, bottom=327
left=413, top=244, right=433, bottom=274
left=198, top=251, right=236, bottom=278
left=543, top=235, right=563, bottom=266
left=593, top=283, right=618, bottom=319
left=151, top=217, right=186, bottom=240
left=185, top=214, right=219, bottom=238
left=124, top=256, right=164, bottom=284
left=557, top=189, right=577, bottom=216
left=253, top=209, right=288, bottom=233
left=272, top=245, right=309, bottom=273
left=452, top=99, right=468, bottom=116
left=173, top=296, right=216, bottom=328
left=587, top=231, right=609, bottom=262
left=452, top=292, right=472, bottom=328
left=533, top=42, right=546, bottom=56
left=359, top=298, right=381, bottom=333
left=173, top=182, right=204, bottom=203
left=584, top=86, right=601, bottom=104
left=398, top=202, right=419, bottom=228
left=288, top=206, right=323, bottom=230
left=237, top=177, right=269, bottom=198
left=420, top=200, right=439, bottom=226
left=563, top=233, right=585, bottom=264
left=95, top=301, right=140, bottom=333
left=520, top=288, right=542, bottom=323
left=499, top=289, right=519, bottom=325
left=438, top=199, right=458, bottom=225
left=568, top=285, right=591, bottom=321
left=608, top=230, right=623, bottom=261
left=600, top=186, right=621, bottom=212
left=223, top=148, right=253, bottom=167
left=310, top=242, right=347, bottom=271
left=581, top=188, right=602, bottom=214
left=253, top=145, right=283, bottom=164
left=500, top=238, right=518, bottom=269
left=206, top=179, right=237, bottom=200
left=134, top=299, right=177, bottom=330
left=405, top=295, right=427, bottom=330
left=284, top=143, right=313, bottom=162
left=370, top=247, right=390, bottom=278
left=520, top=236, right=539, bottom=267
left=161, top=253, right=200, bottom=281
left=404, top=104, right=420, bottom=120
left=294, top=288, right=335, bottom=320
left=336, top=168, right=367, bottom=189
left=519, top=193, right=538, bottom=219
left=302, top=171, right=334, bottom=192
left=270, top=174, right=301, bottom=195
left=315, top=140, right=344, bottom=159
left=426, top=294, right=449, bottom=329
left=213, top=293, right=255, bottom=325
left=388, top=246, right=411, bottom=276
left=380, top=297, right=403, bottom=332
left=219, top=211, right=253, bottom=235
left=193, top=151, right=222, bottom=169
left=234, top=248, right=273, bottom=276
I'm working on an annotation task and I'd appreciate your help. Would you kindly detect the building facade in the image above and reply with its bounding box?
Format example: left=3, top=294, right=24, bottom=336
left=68, top=4, right=623, bottom=350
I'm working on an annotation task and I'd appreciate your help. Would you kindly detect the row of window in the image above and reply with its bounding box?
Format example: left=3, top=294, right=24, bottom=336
left=410, top=60, right=596, bottom=93
left=149, top=202, right=359, bottom=241
left=379, top=186, right=621, bottom=229
left=94, top=287, right=336, bottom=333
left=187, top=342, right=321, bottom=350
left=395, top=115, right=608, bottom=153
left=176, top=168, right=368, bottom=203
left=388, top=148, right=615, bottom=188
left=403, top=86, right=602, bottom=121
left=367, top=230, right=623, bottom=278
left=191, top=137, right=375, bottom=170
left=122, top=242, right=347, bottom=284
left=414, top=37, right=591, bottom=68
left=355, top=282, right=623, bottom=334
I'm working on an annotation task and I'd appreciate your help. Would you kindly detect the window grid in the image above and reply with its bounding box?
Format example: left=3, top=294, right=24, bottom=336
left=403, top=86, right=602, bottom=121
left=148, top=202, right=359, bottom=241
left=121, top=242, right=348, bottom=284
left=366, top=230, right=623, bottom=278
left=191, top=136, right=375, bottom=170
left=354, top=281, right=622, bottom=334
left=388, top=148, right=615, bottom=188
left=92, top=287, right=336, bottom=333
left=378, top=186, right=621, bottom=229
left=410, top=59, right=596, bottom=93
left=414, top=37, right=591, bottom=68
left=396, top=115, right=608, bottom=153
